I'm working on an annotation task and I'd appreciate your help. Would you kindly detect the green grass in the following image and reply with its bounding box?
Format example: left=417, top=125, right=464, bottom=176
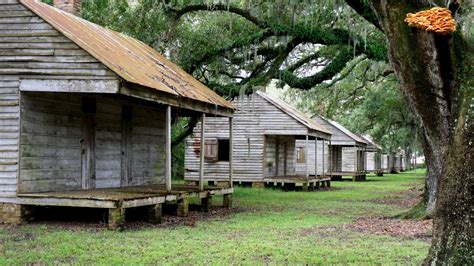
left=0, top=170, right=430, bottom=264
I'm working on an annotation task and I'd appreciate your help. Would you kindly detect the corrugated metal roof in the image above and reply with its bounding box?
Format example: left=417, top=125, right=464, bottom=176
left=20, top=0, right=234, bottom=111
left=256, top=91, right=331, bottom=135
left=326, top=119, right=368, bottom=145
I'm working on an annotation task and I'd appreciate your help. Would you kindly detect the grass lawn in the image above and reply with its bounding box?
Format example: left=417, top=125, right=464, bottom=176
left=0, top=170, right=431, bottom=264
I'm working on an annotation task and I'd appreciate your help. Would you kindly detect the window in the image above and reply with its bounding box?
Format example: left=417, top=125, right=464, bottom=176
left=204, top=138, right=230, bottom=162
left=217, top=139, right=230, bottom=162
left=297, top=147, right=306, bottom=163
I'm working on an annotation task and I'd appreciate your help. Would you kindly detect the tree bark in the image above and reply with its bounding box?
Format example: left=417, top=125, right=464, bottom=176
left=367, top=1, right=473, bottom=263
left=420, top=131, right=438, bottom=215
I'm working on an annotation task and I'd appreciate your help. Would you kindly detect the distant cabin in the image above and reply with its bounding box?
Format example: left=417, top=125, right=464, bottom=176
left=381, top=153, right=390, bottom=173
left=393, top=151, right=406, bottom=172
left=360, top=135, right=383, bottom=175
left=311, top=116, right=368, bottom=181
left=185, top=91, right=332, bottom=189
left=0, top=0, right=234, bottom=227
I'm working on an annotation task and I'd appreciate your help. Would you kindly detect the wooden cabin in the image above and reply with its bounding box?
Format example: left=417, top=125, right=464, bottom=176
left=312, top=116, right=368, bottom=181
left=184, top=91, right=332, bottom=190
left=396, top=151, right=407, bottom=172
left=360, top=135, right=383, bottom=176
left=0, top=0, right=234, bottom=229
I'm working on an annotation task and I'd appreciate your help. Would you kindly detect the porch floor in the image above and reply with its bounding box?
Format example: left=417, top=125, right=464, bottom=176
left=263, top=175, right=331, bottom=183
left=13, top=184, right=233, bottom=209
left=330, top=171, right=366, bottom=176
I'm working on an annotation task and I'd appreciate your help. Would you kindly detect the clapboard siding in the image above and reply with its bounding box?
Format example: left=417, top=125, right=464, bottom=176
left=19, top=92, right=82, bottom=193
left=0, top=75, right=19, bottom=196
left=366, top=151, right=382, bottom=171
left=130, top=105, right=166, bottom=185
left=94, top=97, right=122, bottom=188
left=18, top=92, right=167, bottom=193
left=185, top=93, right=322, bottom=182
left=366, top=152, right=375, bottom=171
left=0, top=1, right=117, bottom=81
left=381, top=154, right=389, bottom=170
left=295, top=140, right=330, bottom=175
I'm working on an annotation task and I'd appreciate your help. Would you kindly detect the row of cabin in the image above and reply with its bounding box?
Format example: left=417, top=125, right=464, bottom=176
left=0, top=0, right=411, bottom=227
left=184, top=91, right=403, bottom=185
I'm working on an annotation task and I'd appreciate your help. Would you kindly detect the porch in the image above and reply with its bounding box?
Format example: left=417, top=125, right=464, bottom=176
left=262, top=175, right=331, bottom=190
left=330, top=145, right=367, bottom=181
left=4, top=184, right=232, bottom=229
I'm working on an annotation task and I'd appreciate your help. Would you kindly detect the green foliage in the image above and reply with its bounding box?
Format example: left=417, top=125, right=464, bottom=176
left=284, top=58, right=421, bottom=153
left=78, top=0, right=386, bottom=94
left=171, top=118, right=190, bottom=180
left=0, top=171, right=429, bottom=264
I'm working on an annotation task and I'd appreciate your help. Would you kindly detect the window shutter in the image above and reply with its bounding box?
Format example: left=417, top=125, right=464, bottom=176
left=297, top=147, right=306, bottom=163
left=205, top=138, right=218, bottom=161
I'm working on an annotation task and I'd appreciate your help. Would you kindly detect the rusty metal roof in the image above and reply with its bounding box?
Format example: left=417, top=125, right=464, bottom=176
left=20, top=0, right=234, bottom=111
left=256, top=91, right=331, bottom=135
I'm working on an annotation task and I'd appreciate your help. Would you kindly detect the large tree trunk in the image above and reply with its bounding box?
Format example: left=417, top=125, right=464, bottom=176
left=367, top=1, right=473, bottom=264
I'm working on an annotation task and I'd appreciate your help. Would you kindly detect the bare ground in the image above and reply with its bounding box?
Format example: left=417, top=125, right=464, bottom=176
left=349, top=217, right=432, bottom=241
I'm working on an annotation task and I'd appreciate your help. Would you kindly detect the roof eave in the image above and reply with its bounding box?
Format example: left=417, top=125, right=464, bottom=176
left=120, top=82, right=234, bottom=117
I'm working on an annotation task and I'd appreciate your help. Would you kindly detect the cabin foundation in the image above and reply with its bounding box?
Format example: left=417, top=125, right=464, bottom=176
left=0, top=203, right=25, bottom=225
left=177, top=198, right=189, bottom=217
left=148, top=204, right=163, bottom=224
left=223, top=194, right=232, bottom=208
left=201, top=197, right=211, bottom=212
left=108, top=208, right=125, bottom=230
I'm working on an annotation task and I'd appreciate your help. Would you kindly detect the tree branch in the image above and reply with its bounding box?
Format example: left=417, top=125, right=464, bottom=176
left=344, top=0, right=383, bottom=31
left=171, top=116, right=199, bottom=148
left=173, top=4, right=268, bottom=29
left=278, top=47, right=353, bottom=90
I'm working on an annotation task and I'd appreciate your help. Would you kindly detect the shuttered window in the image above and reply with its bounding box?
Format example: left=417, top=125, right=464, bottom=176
left=204, top=139, right=218, bottom=161
left=296, top=147, right=306, bottom=163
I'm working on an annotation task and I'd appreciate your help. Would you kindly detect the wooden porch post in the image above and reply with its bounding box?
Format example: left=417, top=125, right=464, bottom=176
left=322, top=139, right=325, bottom=176
left=329, top=139, right=333, bottom=177
left=305, top=134, right=309, bottom=179
left=315, top=138, right=318, bottom=176
left=354, top=145, right=358, bottom=173
left=199, top=113, right=206, bottom=191
left=165, top=106, right=172, bottom=193
left=229, top=117, right=233, bottom=188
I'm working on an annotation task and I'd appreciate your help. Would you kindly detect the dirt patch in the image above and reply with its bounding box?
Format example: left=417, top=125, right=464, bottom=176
left=370, top=187, right=423, bottom=208
left=155, top=206, right=242, bottom=228
left=0, top=206, right=243, bottom=231
left=349, top=217, right=432, bottom=241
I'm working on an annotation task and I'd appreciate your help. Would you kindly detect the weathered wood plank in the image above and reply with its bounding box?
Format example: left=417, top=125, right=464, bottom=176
left=20, top=79, right=119, bottom=93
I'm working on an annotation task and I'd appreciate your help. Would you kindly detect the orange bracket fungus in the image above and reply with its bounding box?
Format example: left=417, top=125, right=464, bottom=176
left=405, top=7, right=457, bottom=35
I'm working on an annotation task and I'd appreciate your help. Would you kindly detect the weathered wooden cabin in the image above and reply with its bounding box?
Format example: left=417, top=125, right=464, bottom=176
left=360, top=135, right=383, bottom=176
left=0, top=0, right=234, bottom=228
left=396, top=151, right=407, bottom=172
left=312, top=116, right=368, bottom=181
left=185, top=91, right=332, bottom=190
